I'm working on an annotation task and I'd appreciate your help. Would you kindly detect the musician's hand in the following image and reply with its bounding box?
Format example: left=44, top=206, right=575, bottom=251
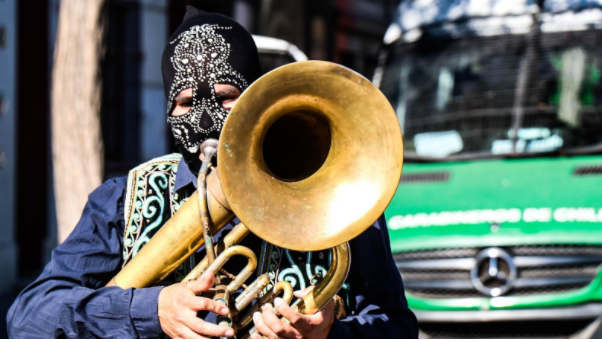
left=158, top=272, right=234, bottom=339
left=251, top=287, right=335, bottom=339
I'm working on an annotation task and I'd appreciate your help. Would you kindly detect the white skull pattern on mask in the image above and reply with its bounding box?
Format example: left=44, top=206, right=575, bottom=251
left=166, top=24, right=249, bottom=153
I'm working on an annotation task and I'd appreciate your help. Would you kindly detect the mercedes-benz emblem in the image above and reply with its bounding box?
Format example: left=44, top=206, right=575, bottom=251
left=470, top=247, right=516, bottom=297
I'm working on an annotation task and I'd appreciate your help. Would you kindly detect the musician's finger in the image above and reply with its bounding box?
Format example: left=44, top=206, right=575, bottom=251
left=261, top=303, right=301, bottom=339
left=176, top=325, right=209, bottom=339
left=323, top=297, right=335, bottom=315
left=183, top=315, right=234, bottom=338
left=293, top=286, right=315, bottom=299
left=273, top=297, right=302, bottom=326
left=187, top=272, right=214, bottom=294
left=188, top=296, right=229, bottom=316
left=250, top=333, right=263, bottom=339
left=303, top=298, right=335, bottom=326
left=253, top=311, right=278, bottom=339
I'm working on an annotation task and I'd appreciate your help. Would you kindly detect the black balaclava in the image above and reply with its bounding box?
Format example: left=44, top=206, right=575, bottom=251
left=162, top=7, right=262, bottom=173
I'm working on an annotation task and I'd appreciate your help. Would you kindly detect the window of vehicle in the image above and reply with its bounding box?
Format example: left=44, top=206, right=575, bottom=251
left=379, top=27, right=602, bottom=160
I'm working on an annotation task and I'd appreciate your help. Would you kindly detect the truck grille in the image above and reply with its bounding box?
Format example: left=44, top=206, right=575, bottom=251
left=420, top=320, right=595, bottom=339
left=396, top=245, right=602, bottom=298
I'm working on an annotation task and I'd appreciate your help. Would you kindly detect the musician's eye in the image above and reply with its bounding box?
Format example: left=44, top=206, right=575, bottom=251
left=172, top=88, right=193, bottom=117
left=178, top=100, right=193, bottom=108
left=214, top=83, right=241, bottom=111
left=216, top=96, right=239, bottom=111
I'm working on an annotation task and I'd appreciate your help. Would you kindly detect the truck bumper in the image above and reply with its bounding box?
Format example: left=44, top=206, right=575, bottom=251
left=414, top=304, right=602, bottom=338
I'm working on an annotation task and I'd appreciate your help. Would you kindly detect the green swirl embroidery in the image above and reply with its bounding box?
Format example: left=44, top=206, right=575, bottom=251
left=132, top=172, right=168, bottom=257
left=122, top=154, right=196, bottom=286
left=278, top=250, right=306, bottom=289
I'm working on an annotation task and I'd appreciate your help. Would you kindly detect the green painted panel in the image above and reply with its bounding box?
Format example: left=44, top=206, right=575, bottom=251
left=385, top=155, right=602, bottom=310
left=386, top=156, right=602, bottom=253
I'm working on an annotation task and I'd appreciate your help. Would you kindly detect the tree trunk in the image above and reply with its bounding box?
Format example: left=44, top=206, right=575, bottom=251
left=51, top=0, right=105, bottom=243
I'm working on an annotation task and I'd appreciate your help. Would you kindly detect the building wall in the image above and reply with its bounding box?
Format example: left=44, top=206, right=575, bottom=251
left=102, top=0, right=170, bottom=178
left=140, top=0, right=169, bottom=162
left=258, top=0, right=395, bottom=78
left=0, top=0, right=18, bottom=296
left=16, top=0, right=50, bottom=281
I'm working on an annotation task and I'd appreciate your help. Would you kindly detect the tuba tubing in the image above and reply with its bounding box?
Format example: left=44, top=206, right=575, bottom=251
left=105, top=61, right=402, bottom=338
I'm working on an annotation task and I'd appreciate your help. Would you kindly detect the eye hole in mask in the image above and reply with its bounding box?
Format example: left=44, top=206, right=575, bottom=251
left=171, top=84, right=241, bottom=118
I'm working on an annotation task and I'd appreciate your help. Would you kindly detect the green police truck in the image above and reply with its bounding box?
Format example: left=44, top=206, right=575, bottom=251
left=377, top=0, right=602, bottom=338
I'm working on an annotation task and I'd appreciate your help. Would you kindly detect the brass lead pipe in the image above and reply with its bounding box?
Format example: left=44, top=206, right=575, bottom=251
left=197, top=140, right=219, bottom=266
left=198, top=160, right=216, bottom=266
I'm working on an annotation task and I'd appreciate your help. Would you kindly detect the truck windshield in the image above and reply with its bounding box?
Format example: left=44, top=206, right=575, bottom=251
left=379, top=29, right=602, bottom=160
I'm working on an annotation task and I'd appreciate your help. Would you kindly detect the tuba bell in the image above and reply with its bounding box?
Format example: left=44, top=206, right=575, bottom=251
left=106, top=61, right=403, bottom=336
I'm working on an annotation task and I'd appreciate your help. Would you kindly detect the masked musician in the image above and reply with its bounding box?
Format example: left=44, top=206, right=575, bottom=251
left=7, top=8, right=418, bottom=339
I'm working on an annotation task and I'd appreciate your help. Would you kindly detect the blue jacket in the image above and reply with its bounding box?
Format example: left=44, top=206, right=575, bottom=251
left=7, top=159, right=417, bottom=338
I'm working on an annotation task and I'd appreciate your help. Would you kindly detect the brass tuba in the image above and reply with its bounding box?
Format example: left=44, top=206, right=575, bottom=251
left=106, top=61, right=403, bottom=336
